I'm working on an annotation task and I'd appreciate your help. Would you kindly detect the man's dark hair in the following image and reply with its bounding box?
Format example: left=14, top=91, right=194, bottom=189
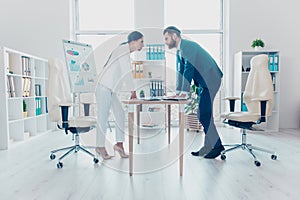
left=163, top=26, right=181, bottom=37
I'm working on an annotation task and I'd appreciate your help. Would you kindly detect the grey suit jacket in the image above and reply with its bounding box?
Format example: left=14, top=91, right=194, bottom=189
left=176, top=39, right=223, bottom=93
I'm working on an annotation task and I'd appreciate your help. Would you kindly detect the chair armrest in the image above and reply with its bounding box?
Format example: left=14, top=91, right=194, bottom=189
left=259, top=100, right=268, bottom=122
left=252, top=98, right=271, bottom=101
left=224, top=97, right=240, bottom=101
left=224, top=97, right=240, bottom=112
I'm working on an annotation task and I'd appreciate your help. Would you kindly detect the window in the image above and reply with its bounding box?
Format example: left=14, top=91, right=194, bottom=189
left=74, top=0, right=134, bottom=48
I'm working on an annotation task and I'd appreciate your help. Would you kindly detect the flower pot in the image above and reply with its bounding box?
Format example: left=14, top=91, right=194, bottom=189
left=23, top=111, right=28, bottom=118
left=254, top=46, right=263, bottom=51
left=185, top=113, right=202, bottom=132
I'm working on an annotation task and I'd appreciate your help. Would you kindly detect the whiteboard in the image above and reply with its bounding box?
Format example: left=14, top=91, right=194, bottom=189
left=62, top=40, right=97, bottom=93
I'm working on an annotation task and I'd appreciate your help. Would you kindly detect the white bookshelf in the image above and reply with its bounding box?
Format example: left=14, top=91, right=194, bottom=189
left=0, top=47, right=53, bottom=150
left=234, top=50, right=280, bottom=132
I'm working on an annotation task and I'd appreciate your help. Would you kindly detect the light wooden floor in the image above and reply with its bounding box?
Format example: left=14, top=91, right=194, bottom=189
left=0, top=125, right=299, bottom=200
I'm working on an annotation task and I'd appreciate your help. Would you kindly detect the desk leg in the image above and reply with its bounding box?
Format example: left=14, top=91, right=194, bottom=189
left=168, top=105, right=171, bottom=144
left=128, top=111, right=134, bottom=176
left=136, top=105, right=140, bottom=144
left=179, top=110, right=184, bottom=176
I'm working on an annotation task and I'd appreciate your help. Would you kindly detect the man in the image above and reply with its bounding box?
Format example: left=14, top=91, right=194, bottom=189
left=163, top=26, right=224, bottom=159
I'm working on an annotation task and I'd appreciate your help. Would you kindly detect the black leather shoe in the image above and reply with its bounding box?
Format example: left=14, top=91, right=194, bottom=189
left=191, top=146, right=212, bottom=157
left=204, top=145, right=225, bottom=159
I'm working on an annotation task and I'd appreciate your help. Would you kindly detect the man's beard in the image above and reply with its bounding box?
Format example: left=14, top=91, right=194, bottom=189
left=168, top=38, right=176, bottom=49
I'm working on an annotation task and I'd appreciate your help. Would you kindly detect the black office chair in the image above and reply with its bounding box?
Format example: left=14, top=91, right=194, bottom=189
left=47, top=59, right=99, bottom=168
left=221, top=54, right=277, bottom=167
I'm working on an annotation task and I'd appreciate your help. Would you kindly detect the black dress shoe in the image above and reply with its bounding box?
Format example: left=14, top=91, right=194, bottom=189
left=191, top=146, right=212, bottom=157
left=204, top=145, right=225, bottom=159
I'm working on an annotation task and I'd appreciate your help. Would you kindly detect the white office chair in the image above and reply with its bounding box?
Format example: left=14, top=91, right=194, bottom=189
left=47, top=58, right=99, bottom=168
left=221, top=54, right=277, bottom=167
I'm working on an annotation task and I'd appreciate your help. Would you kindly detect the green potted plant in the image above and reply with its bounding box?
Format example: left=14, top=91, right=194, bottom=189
left=251, top=38, right=265, bottom=50
left=185, top=84, right=202, bottom=132
left=23, top=100, right=27, bottom=118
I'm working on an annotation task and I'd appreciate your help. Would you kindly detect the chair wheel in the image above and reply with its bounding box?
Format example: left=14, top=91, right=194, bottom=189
left=50, top=154, right=56, bottom=160
left=254, top=161, right=261, bottom=167
left=94, top=158, right=99, bottom=164
left=271, top=155, right=277, bottom=160
left=57, top=162, right=63, bottom=169
left=220, top=154, right=226, bottom=160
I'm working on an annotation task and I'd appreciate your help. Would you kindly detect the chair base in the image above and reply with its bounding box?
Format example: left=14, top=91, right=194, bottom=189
left=220, top=129, right=277, bottom=167
left=50, top=133, right=99, bottom=168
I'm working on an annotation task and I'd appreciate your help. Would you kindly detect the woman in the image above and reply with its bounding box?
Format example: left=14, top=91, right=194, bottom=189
left=95, top=31, right=144, bottom=159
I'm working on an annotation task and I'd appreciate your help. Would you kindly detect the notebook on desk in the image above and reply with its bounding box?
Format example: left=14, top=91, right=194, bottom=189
left=162, top=96, right=188, bottom=101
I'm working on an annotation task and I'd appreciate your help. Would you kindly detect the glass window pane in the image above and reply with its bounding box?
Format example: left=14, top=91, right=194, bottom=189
left=78, top=0, right=134, bottom=30
left=185, top=34, right=222, bottom=67
left=164, top=0, right=221, bottom=30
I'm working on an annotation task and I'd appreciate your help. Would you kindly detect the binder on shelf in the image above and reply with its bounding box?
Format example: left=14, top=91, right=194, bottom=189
left=268, top=54, right=274, bottom=71
left=273, top=54, right=279, bottom=71
left=35, top=97, right=42, bottom=115
left=132, top=61, right=144, bottom=78
left=7, top=75, right=16, bottom=97
left=22, top=78, right=31, bottom=97
left=241, top=92, right=248, bottom=111
left=21, top=56, right=30, bottom=76
left=150, top=80, right=164, bottom=97
left=146, top=44, right=165, bottom=60
left=35, top=84, right=41, bottom=96
left=45, top=97, right=48, bottom=113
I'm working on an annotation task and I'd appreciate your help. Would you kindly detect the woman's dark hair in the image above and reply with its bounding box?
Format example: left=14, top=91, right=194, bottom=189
left=127, top=31, right=143, bottom=43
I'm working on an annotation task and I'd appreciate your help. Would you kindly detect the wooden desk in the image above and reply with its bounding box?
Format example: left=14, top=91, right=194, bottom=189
left=122, top=99, right=189, bottom=176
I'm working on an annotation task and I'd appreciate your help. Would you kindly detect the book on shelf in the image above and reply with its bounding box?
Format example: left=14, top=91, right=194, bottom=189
left=7, top=75, right=16, bottom=97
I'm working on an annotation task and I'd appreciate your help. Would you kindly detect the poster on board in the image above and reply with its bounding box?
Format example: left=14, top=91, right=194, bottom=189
left=62, top=40, right=97, bottom=93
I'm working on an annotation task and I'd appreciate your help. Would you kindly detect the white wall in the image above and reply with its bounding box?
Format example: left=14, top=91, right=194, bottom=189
left=0, top=0, right=70, bottom=60
left=1, top=0, right=299, bottom=128
left=228, top=0, right=300, bottom=128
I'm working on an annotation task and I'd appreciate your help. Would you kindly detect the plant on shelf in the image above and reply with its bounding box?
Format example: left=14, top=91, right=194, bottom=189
left=251, top=38, right=265, bottom=49
left=23, top=100, right=28, bottom=118
left=185, top=84, right=202, bottom=132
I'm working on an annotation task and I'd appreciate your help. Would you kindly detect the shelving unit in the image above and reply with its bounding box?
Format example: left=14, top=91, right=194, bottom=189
left=0, top=47, right=53, bottom=150
left=234, top=50, right=280, bottom=131
left=131, top=45, right=166, bottom=130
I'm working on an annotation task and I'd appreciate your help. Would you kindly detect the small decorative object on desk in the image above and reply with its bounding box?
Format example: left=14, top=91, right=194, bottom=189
left=251, top=38, right=265, bottom=51
left=139, top=90, right=145, bottom=98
